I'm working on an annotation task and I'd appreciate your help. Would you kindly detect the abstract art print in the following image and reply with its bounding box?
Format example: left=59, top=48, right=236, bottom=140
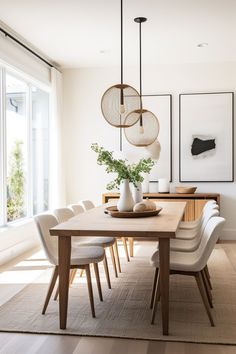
left=179, top=92, right=234, bottom=182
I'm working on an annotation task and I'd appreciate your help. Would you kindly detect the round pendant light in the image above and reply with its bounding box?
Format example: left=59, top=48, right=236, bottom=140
left=124, top=17, right=160, bottom=147
left=125, top=108, right=160, bottom=146
left=101, top=0, right=141, bottom=128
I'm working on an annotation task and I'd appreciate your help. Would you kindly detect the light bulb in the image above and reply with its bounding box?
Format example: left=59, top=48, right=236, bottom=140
left=139, top=125, right=144, bottom=134
left=120, top=104, right=125, bottom=114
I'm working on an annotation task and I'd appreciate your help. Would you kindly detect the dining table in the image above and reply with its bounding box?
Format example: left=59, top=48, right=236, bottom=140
left=50, top=201, right=186, bottom=335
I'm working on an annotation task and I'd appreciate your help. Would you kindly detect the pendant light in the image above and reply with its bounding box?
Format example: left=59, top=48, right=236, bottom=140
left=124, top=17, right=160, bottom=147
left=101, top=0, right=141, bottom=128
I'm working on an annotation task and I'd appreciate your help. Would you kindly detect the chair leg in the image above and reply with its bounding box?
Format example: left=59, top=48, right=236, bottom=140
left=150, top=268, right=158, bottom=309
left=70, top=269, right=77, bottom=285
left=128, top=237, right=134, bottom=257
left=54, top=269, right=75, bottom=301
left=93, top=263, right=103, bottom=301
left=85, top=264, right=95, bottom=318
left=113, top=240, right=121, bottom=273
left=109, top=246, right=118, bottom=278
left=151, top=269, right=160, bottom=324
left=42, top=266, right=58, bottom=314
left=205, top=264, right=211, bottom=279
left=122, top=237, right=130, bottom=262
left=201, top=270, right=213, bottom=308
left=54, top=285, right=59, bottom=301
left=195, top=272, right=214, bottom=326
left=103, top=254, right=111, bottom=289
left=204, top=265, right=213, bottom=290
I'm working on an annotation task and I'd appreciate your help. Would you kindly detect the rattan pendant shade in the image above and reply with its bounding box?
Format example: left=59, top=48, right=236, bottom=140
left=124, top=17, right=159, bottom=147
left=101, top=0, right=141, bottom=128
left=101, top=84, right=141, bottom=127
left=124, top=109, right=160, bottom=146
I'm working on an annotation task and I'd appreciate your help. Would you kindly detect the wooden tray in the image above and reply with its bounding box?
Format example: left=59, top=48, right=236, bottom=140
left=104, top=206, right=162, bottom=218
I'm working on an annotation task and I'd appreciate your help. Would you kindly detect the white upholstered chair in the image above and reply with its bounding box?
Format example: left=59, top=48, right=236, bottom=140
left=53, top=207, right=119, bottom=289
left=80, top=199, right=131, bottom=263
left=150, top=216, right=225, bottom=326
left=170, top=208, right=220, bottom=252
left=80, top=199, right=94, bottom=210
left=179, top=200, right=217, bottom=230
left=68, top=204, right=85, bottom=215
left=169, top=206, right=219, bottom=294
left=34, top=214, right=105, bottom=317
left=176, top=202, right=219, bottom=241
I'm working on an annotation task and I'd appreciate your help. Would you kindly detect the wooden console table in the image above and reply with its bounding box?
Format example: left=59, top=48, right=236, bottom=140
left=102, top=192, right=220, bottom=256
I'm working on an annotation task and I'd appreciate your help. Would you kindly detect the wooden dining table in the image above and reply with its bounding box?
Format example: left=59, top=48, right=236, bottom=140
left=50, top=201, right=186, bottom=335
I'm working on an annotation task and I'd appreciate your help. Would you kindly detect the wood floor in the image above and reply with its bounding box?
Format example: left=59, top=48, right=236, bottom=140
left=0, top=242, right=236, bottom=354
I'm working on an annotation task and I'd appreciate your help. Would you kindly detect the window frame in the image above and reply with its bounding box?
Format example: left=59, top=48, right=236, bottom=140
left=0, top=63, right=51, bottom=227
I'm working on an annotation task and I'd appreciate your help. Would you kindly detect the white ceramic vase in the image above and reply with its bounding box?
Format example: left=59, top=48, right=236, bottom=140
left=117, top=179, right=135, bottom=212
left=133, top=182, right=143, bottom=204
left=142, top=173, right=149, bottom=193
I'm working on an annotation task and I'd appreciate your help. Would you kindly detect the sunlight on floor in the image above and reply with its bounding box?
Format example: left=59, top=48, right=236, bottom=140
left=0, top=240, right=158, bottom=307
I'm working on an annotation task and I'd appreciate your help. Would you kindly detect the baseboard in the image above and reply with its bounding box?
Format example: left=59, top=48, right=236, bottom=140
left=220, top=228, right=236, bottom=241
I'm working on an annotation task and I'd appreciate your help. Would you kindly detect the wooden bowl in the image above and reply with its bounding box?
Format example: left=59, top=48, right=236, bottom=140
left=175, top=186, right=197, bottom=194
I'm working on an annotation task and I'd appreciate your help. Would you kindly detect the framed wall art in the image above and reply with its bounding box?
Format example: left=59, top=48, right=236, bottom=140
left=179, top=92, right=234, bottom=182
left=122, top=94, right=172, bottom=182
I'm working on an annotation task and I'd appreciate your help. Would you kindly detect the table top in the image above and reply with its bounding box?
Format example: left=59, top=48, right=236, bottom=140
left=50, top=201, right=186, bottom=239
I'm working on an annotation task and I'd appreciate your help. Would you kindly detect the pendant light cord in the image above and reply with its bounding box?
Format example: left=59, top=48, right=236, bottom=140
left=139, top=20, right=143, bottom=126
left=139, top=21, right=142, bottom=100
left=120, top=0, right=124, bottom=151
left=121, top=0, right=123, bottom=84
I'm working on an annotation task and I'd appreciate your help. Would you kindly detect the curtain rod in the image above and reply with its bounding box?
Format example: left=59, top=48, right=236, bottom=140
left=0, top=27, right=57, bottom=69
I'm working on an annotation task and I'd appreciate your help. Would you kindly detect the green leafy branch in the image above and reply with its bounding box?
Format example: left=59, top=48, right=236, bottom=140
left=91, top=143, right=155, bottom=190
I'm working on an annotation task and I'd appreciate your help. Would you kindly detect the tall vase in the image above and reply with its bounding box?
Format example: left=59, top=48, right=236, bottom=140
left=117, top=179, right=135, bottom=212
left=133, top=182, right=143, bottom=204
left=142, top=173, right=149, bottom=193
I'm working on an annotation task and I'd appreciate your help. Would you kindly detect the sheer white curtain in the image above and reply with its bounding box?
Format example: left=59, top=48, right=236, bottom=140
left=49, top=68, right=66, bottom=208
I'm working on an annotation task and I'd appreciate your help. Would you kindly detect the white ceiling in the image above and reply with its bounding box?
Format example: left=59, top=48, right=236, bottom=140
left=0, top=0, right=236, bottom=68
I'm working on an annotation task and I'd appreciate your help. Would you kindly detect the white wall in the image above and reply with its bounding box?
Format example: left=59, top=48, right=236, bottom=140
left=62, top=62, right=236, bottom=240
left=0, top=220, right=40, bottom=266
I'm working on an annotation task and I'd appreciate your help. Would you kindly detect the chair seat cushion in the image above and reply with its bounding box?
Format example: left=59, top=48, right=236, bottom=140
left=73, top=236, right=115, bottom=248
left=176, top=228, right=198, bottom=240
left=179, top=220, right=199, bottom=229
left=170, top=237, right=201, bottom=252
left=150, top=249, right=200, bottom=272
left=55, top=246, right=105, bottom=265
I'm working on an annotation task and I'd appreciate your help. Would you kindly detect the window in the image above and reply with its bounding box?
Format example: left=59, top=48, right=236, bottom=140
left=0, top=67, right=50, bottom=225
left=6, top=74, right=28, bottom=222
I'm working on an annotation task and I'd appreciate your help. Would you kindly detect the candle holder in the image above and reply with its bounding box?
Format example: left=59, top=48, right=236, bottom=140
left=158, top=178, right=170, bottom=193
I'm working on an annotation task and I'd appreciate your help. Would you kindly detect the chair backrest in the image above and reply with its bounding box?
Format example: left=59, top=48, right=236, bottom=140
left=80, top=200, right=95, bottom=211
left=54, top=208, right=74, bottom=223
left=200, top=208, right=219, bottom=234
left=34, top=214, right=58, bottom=265
left=203, top=200, right=217, bottom=212
left=192, top=203, right=219, bottom=237
left=193, top=216, right=225, bottom=271
left=68, top=204, right=84, bottom=215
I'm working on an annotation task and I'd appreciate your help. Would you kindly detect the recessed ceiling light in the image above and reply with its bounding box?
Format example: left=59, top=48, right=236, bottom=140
left=197, top=42, right=208, bottom=48
left=99, top=50, right=106, bottom=54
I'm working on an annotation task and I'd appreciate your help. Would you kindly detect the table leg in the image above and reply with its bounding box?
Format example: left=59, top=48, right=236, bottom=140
left=128, top=238, right=134, bottom=257
left=58, top=236, right=71, bottom=329
left=159, top=237, right=170, bottom=335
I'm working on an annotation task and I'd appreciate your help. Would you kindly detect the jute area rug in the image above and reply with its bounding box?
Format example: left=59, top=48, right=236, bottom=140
left=0, top=243, right=235, bottom=344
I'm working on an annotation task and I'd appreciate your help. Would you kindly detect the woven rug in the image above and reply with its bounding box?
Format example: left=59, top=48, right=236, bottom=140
left=0, top=243, right=236, bottom=344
